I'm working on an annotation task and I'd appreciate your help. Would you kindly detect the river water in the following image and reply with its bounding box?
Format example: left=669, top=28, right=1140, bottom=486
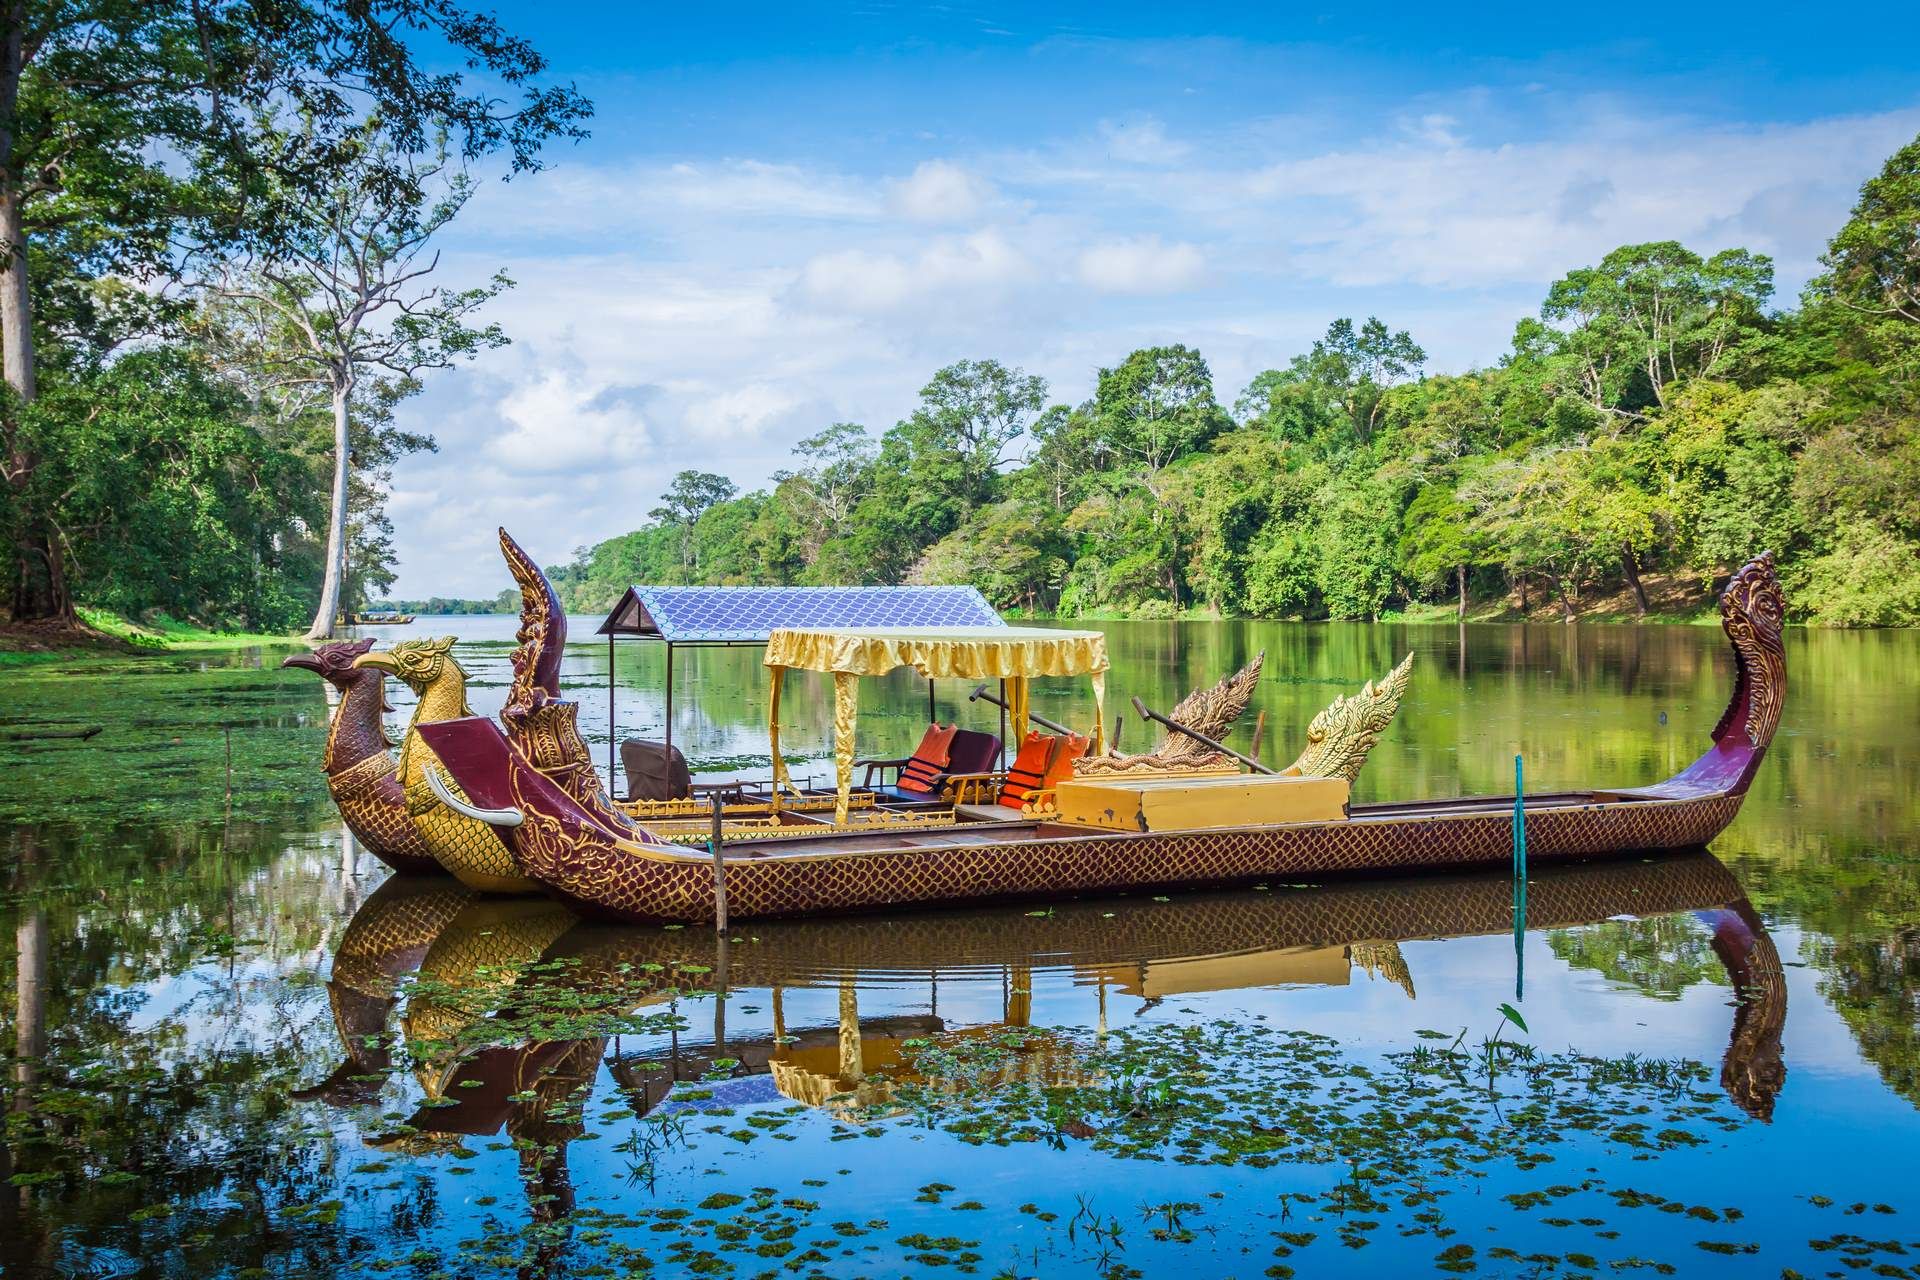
left=1, top=616, right=1915, bottom=1278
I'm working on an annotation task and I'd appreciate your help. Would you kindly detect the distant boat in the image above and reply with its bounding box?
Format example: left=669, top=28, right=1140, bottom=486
left=350, top=611, right=415, bottom=625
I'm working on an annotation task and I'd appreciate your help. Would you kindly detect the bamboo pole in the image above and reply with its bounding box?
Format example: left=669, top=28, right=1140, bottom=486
left=968, top=683, right=1074, bottom=735
left=1129, top=696, right=1275, bottom=774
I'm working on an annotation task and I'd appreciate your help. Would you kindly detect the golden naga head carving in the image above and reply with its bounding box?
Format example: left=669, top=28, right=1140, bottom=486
left=354, top=637, right=465, bottom=695
left=1283, top=651, right=1414, bottom=785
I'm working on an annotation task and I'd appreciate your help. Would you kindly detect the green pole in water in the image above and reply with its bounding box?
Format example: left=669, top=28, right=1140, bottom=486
left=1513, top=754, right=1527, bottom=999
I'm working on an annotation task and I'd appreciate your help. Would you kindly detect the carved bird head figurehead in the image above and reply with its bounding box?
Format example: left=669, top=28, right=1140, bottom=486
left=353, top=637, right=466, bottom=696
left=282, top=637, right=378, bottom=689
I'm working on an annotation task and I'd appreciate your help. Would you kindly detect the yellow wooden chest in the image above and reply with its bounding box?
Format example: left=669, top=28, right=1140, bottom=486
left=1052, top=772, right=1350, bottom=833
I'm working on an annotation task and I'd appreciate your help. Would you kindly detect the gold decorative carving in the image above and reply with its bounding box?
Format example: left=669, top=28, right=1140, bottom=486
left=354, top=639, right=535, bottom=894
left=1076, top=653, right=1266, bottom=775
left=1282, top=651, right=1415, bottom=785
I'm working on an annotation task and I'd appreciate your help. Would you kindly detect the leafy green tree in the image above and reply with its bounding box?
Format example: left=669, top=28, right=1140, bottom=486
left=650, top=470, right=739, bottom=578
left=1799, top=519, right=1920, bottom=626
left=910, top=500, right=1065, bottom=612
left=788, top=421, right=876, bottom=552
left=1091, top=344, right=1228, bottom=476
left=0, top=0, right=589, bottom=624
left=1538, top=241, right=1773, bottom=416
left=203, top=124, right=504, bottom=639
left=1400, top=480, right=1485, bottom=617
left=17, top=348, right=316, bottom=629
left=1812, top=131, right=1920, bottom=385
left=907, top=359, right=1045, bottom=505
left=1313, top=473, right=1399, bottom=620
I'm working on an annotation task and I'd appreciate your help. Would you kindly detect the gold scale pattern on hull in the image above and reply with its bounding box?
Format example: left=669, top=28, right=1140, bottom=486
left=510, top=784, right=1747, bottom=924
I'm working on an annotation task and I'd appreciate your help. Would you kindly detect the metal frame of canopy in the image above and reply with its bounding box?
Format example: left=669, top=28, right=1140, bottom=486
left=762, top=625, right=1111, bottom=824
left=593, top=585, right=1005, bottom=794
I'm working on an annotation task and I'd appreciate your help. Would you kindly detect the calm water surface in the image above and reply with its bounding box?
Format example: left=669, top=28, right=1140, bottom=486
left=1, top=617, right=1916, bottom=1278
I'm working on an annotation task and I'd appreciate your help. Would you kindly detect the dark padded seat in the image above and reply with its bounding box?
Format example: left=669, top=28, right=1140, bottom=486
left=621, top=738, right=692, bottom=801
left=863, top=727, right=1001, bottom=804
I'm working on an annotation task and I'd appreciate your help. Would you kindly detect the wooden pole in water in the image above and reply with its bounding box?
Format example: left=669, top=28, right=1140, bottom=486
left=710, top=792, right=728, bottom=933
left=1513, top=754, right=1527, bottom=999
left=607, top=633, right=617, bottom=796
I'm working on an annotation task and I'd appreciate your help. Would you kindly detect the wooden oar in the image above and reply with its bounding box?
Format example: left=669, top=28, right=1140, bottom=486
left=966, top=684, right=1076, bottom=736
left=1129, top=696, right=1275, bottom=775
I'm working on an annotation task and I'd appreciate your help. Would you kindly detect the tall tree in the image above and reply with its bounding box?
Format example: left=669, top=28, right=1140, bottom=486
left=905, top=358, right=1046, bottom=505
left=1091, top=344, right=1227, bottom=476
left=651, top=470, right=738, bottom=578
left=0, top=0, right=588, bottom=624
left=203, top=125, right=505, bottom=639
left=1538, top=242, right=1773, bottom=416
left=1811, top=131, right=1920, bottom=385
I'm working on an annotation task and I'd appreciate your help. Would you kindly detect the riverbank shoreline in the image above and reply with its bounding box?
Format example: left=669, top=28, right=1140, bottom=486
left=0, top=609, right=304, bottom=665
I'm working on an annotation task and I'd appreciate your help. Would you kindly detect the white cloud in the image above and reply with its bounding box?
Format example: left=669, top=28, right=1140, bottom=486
left=1232, top=106, right=1920, bottom=290
left=485, top=370, right=655, bottom=474
left=1076, top=235, right=1207, bottom=294
left=890, top=160, right=994, bottom=222
left=1099, top=116, right=1191, bottom=165
left=797, top=229, right=1032, bottom=313
left=683, top=383, right=808, bottom=440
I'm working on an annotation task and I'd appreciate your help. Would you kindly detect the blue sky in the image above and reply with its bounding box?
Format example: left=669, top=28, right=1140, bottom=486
left=387, top=2, right=1920, bottom=597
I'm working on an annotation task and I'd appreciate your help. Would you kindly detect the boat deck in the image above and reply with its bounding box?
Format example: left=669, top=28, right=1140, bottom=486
left=705, top=788, right=1655, bottom=861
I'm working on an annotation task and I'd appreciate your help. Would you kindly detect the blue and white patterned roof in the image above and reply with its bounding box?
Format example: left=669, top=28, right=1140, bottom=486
left=597, top=585, right=1004, bottom=642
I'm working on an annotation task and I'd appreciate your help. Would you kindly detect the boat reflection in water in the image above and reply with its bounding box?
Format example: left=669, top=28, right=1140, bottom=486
left=302, top=849, right=1787, bottom=1231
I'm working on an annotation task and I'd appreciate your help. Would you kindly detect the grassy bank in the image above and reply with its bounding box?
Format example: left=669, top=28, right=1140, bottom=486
left=0, top=607, right=303, bottom=667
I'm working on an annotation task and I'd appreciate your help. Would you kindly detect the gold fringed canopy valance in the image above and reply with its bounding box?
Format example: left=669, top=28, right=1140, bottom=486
left=763, top=626, right=1110, bottom=823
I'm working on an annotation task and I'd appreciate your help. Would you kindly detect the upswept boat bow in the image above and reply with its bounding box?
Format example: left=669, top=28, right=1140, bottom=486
left=281, top=638, right=441, bottom=875
left=415, top=553, right=1787, bottom=925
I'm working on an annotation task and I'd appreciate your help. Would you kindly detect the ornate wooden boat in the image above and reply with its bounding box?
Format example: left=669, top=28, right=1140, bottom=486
left=414, top=553, right=1787, bottom=926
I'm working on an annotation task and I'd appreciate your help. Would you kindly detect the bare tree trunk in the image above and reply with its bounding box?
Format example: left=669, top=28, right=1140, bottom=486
left=0, top=151, right=70, bottom=623
left=0, top=200, right=31, bottom=402
left=1456, top=563, right=1467, bottom=620
left=1515, top=573, right=1529, bottom=614
left=1552, top=573, right=1576, bottom=623
left=1620, top=542, right=1650, bottom=619
left=306, top=381, right=352, bottom=640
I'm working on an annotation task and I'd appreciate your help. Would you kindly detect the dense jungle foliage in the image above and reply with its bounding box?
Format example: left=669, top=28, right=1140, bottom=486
left=552, top=134, right=1920, bottom=627
left=0, top=1, right=587, bottom=636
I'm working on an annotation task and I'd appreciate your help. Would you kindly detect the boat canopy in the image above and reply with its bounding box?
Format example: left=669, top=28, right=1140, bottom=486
left=597, top=585, right=1003, bottom=642
left=763, top=625, right=1109, bottom=822
left=592, top=584, right=1004, bottom=786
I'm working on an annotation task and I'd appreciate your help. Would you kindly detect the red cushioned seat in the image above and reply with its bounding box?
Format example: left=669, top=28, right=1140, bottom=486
left=896, top=723, right=958, bottom=794
left=998, top=730, right=1059, bottom=811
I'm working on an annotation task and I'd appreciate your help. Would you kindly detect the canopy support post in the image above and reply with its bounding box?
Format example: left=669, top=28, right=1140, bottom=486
left=664, top=641, right=674, bottom=761
left=998, top=678, right=1007, bottom=770
left=927, top=678, right=935, bottom=726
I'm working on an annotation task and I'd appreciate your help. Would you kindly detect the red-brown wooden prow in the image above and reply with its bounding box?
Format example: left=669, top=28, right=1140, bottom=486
left=284, top=638, right=441, bottom=875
